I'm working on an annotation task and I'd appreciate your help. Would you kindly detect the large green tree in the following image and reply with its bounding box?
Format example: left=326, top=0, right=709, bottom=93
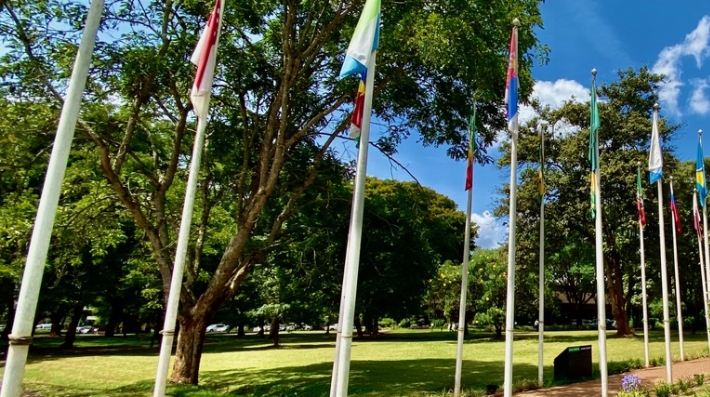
left=1, top=0, right=546, bottom=382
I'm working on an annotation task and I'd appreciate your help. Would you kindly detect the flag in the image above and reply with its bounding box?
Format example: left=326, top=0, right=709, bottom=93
left=697, top=137, right=707, bottom=206
left=694, top=190, right=703, bottom=239
left=349, top=79, right=366, bottom=139
left=589, top=78, right=600, bottom=219
left=648, top=109, right=663, bottom=183
left=190, top=0, right=224, bottom=120
left=670, top=183, right=682, bottom=233
left=504, top=26, right=519, bottom=134
left=636, top=166, right=646, bottom=227
left=465, top=99, right=476, bottom=191
left=538, top=131, right=544, bottom=204
left=339, top=0, right=381, bottom=79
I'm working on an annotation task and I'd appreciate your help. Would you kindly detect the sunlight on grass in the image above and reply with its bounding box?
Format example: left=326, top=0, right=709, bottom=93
left=5, top=329, right=710, bottom=396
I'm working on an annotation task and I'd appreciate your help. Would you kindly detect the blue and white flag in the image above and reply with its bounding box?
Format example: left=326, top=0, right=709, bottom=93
left=648, top=107, right=663, bottom=184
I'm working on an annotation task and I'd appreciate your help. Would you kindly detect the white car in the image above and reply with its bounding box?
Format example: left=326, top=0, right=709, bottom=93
left=35, top=323, right=51, bottom=331
left=76, top=325, right=95, bottom=334
left=206, top=324, right=230, bottom=333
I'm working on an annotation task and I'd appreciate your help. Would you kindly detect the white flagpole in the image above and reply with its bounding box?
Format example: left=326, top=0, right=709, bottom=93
left=638, top=163, right=650, bottom=368
left=453, top=183, right=473, bottom=397
left=153, top=2, right=225, bottom=394
left=0, top=2, right=104, bottom=397
left=537, top=127, right=545, bottom=386
left=652, top=104, right=672, bottom=382
left=703, top=131, right=710, bottom=335
left=669, top=177, right=685, bottom=360
left=153, top=115, right=210, bottom=397
left=591, top=69, right=608, bottom=397
left=639, top=201, right=650, bottom=367
left=329, top=267, right=349, bottom=397
left=695, top=188, right=710, bottom=353
left=502, top=18, right=520, bottom=397
left=333, top=51, right=377, bottom=397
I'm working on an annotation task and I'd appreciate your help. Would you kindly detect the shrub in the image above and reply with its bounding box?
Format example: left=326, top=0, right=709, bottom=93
left=378, top=318, right=397, bottom=329
left=653, top=381, right=672, bottom=397
left=695, top=373, right=705, bottom=386
left=676, top=377, right=693, bottom=393
left=398, top=318, right=411, bottom=328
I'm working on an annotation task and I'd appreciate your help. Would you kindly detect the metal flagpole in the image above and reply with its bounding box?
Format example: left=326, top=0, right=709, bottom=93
left=0, top=2, right=104, bottom=397
left=591, top=69, right=608, bottom=397
left=651, top=103, right=672, bottom=382
left=153, top=117, right=210, bottom=397
left=695, top=188, right=710, bottom=353
left=669, top=177, right=685, bottom=360
left=333, top=51, right=377, bottom=397
left=537, top=126, right=545, bottom=386
left=329, top=267, right=349, bottom=397
left=153, top=2, right=225, bottom=394
left=638, top=164, right=650, bottom=367
left=453, top=184, right=473, bottom=397
left=502, top=18, right=520, bottom=397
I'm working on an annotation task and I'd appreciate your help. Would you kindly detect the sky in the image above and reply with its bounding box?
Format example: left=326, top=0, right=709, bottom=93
left=340, top=1, right=710, bottom=249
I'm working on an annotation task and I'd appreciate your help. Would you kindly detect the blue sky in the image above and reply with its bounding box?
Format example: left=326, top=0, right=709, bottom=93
left=341, top=1, right=710, bottom=249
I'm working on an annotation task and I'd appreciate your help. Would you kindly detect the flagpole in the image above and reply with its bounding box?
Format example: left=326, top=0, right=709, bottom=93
left=652, top=103, right=672, bottom=382
left=0, top=2, right=104, bottom=396
left=591, top=69, right=608, bottom=397
left=669, top=177, right=685, bottom=360
left=329, top=269, right=349, bottom=397
left=453, top=183, right=473, bottom=397
left=153, top=2, right=225, bottom=394
left=537, top=126, right=545, bottom=386
left=153, top=115, right=210, bottom=397
left=695, top=188, right=710, bottom=353
left=502, top=18, right=520, bottom=397
left=333, top=51, right=377, bottom=397
left=637, top=163, right=650, bottom=367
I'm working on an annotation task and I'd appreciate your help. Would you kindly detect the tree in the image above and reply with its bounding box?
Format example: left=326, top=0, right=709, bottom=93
left=498, top=67, right=680, bottom=335
left=0, top=0, right=547, bottom=382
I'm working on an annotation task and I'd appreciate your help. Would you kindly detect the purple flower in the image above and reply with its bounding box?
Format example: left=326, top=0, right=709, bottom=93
left=621, top=374, right=642, bottom=392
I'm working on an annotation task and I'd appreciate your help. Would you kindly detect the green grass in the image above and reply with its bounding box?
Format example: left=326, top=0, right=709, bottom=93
left=5, top=329, right=710, bottom=396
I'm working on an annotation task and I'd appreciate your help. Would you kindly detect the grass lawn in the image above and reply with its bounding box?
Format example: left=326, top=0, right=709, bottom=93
left=4, top=328, right=710, bottom=396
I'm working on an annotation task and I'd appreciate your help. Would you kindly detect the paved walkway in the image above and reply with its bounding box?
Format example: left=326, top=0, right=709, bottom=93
left=516, top=357, right=710, bottom=396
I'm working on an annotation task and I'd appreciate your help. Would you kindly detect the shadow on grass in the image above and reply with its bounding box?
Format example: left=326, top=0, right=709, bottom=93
left=24, top=358, right=543, bottom=397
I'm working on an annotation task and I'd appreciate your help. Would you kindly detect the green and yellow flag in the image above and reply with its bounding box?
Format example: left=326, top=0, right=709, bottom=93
left=589, top=77, right=600, bottom=219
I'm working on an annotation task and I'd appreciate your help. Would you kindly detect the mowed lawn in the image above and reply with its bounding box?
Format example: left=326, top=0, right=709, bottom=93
left=5, top=329, right=710, bottom=396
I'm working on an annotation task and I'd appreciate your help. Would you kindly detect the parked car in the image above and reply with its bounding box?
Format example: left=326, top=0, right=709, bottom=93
left=206, top=324, right=230, bottom=333
left=35, top=323, right=51, bottom=331
left=302, top=324, right=313, bottom=331
left=76, top=325, right=95, bottom=334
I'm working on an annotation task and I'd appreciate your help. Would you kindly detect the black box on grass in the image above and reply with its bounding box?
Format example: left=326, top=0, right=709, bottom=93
left=553, top=345, right=592, bottom=380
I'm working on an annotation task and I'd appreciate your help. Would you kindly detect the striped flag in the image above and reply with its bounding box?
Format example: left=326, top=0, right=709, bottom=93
left=349, top=79, right=366, bottom=139
left=504, top=26, right=519, bottom=135
left=694, top=189, right=703, bottom=239
left=670, top=182, right=682, bottom=233
left=648, top=108, right=663, bottom=183
left=339, top=0, right=380, bottom=79
left=636, top=166, right=646, bottom=227
left=465, top=99, right=476, bottom=191
left=589, top=77, right=600, bottom=219
left=697, top=136, right=707, bottom=206
left=190, top=0, right=224, bottom=119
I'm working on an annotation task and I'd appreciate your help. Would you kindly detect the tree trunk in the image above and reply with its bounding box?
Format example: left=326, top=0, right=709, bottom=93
left=169, top=314, right=207, bottom=384
left=237, top=324, right=245, bottom=338
left=105, top=302, right=123, bottom=337
left=604, top=255, right=631, bottom=335
left=354, top=314, right=363, bottom=338
left=268, top=317, right=280, bottom=347
left=50, top=309, right=65, bottom=337
left=61, top=303, right=84, bottom=348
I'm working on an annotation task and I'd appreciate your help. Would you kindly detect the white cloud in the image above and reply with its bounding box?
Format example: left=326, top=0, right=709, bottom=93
left=494, top=79, right=588, bottom=146
left=652, top=16, right=710, bottom=115
left=471, top=211, right=506, bottom=249
left=690, top=79, right=710, bottom=115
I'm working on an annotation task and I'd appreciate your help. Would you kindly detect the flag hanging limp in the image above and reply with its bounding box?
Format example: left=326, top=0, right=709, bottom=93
left=465, top=99, right=476, bottom=191
left=636, top=167, right=646, bottom=227
left=589, top=78, right=600, bottom=219
left=191, top=0, right=223, bottom=119
left=648, top=108, right=663, bottom=184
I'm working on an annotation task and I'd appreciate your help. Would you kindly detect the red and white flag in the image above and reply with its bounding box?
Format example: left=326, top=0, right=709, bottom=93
left=191, top=0, right=224, bottom=119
